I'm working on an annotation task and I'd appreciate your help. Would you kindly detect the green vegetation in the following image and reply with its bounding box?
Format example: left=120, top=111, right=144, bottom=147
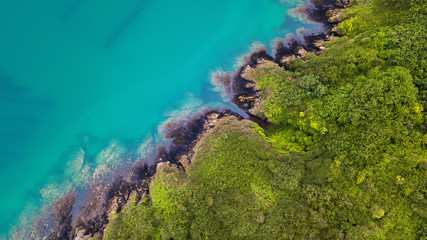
left=105, top=118, right=289, bottom=239
left=105, top=0, right=426, bottom=239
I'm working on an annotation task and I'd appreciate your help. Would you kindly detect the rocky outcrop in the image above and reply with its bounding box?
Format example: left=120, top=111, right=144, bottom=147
left=297, top=0, right=349, bottom=26
left=326, top=8, right=344, bottom=23
left=229, top=48, right=274, bottom=128
left=229, top=0, right=349, bottom=130
left=71, top=163, right=154, bottom=240
left=334, top=0, right=350, bottom=8
left=47, top=194, right=75, bottom=240
left=275, top=0, right=349, bottom=63
left=280, top=54, right=298, bottom=68
left=164, top=109, right=243, bottom=166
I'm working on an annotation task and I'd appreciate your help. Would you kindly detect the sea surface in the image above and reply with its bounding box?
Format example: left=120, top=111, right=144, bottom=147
left=0, top=0, right=312, bottom=238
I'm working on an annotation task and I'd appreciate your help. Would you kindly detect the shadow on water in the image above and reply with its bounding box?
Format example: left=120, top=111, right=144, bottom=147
left=105, top=0, right=146, bottom=48
left=0, top=73, right=52, bottom=166
left=0, top=114, right=40, bottom=125
left=62, top=0, right=84, bottom=19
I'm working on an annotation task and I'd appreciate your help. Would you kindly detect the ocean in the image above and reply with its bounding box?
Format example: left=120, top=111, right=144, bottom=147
left=0, top=0, right=311, bottom=238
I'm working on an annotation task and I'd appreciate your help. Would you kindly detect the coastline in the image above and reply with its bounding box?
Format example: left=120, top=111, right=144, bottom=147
left=27, top=1, right=349, bottom=239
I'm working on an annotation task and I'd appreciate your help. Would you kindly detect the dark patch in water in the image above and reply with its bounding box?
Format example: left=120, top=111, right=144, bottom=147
left=62, top=0, right=84, bottom=19
left=105, top=0, right=146, bottom=48
left=0, top=95, right=52, bottom=110
left=0, top=150, right=22, bottom=166
left=0, top=114, right=40, bottom=125
left=0, top=74, right=52, bottom=167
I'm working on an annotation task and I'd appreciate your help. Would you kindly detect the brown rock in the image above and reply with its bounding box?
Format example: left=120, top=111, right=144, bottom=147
left=48, top=193, right=75, bottom=240
left=313, top=39, right=324, bottom=49
left=296, top=47, right=308, bottom=59
left=203, top=112, right=220, bottom=130
left=238, top=95, right=256, bottom=103
left=334, top=0, right=350, bottom=8
left=332, top=24, right=344, bottom=35
left=326, top=9, right=344, bottom=23
left=248, top=98, right=261, bottom=116
left=280, top=54, right=297, bottom=68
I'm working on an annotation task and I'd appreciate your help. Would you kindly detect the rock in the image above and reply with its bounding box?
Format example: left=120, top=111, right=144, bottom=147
left=280, top=54, right=297, bottom=68
left=248, top=98, right=261, bottom=116
left=215, top=73, right=231, bottom=86
left=334, top=0, right=350, bottom=8
left=204, top=112, right=220, bottom=130
left=313, top=39, right=324, bottom=49
left=331, top=24, right=344, bottom=36
left=296, top=46, right=308, bottom=59
left=245, top=82, right=257, bottom=88
left=238, top=94, right=256, bottom=103
left=107, top=196, right=120, bottom=222
left=47, top=193, right=75, bottom=240
left=128, top=161, right=151, bottom=184
left=326, top=9, right=344, bottom=23
left=156, top=147, right=171, bottom=162
left=156, top=161, right=169, bottom=171
left=73, top=226, right=90, bottom=240
left=177, top=154, right=191, bottom=168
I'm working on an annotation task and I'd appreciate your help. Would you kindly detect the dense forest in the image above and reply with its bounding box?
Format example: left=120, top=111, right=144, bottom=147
left=103, top=0, right=426, bottom=239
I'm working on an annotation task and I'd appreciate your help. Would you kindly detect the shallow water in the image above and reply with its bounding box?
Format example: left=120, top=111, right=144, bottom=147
left=0, top=0, right=311, bottom=238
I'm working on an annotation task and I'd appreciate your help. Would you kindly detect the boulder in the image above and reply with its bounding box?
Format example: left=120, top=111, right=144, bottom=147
left=296, top=46, right=308, bottom=59
left=313, top=39, right=325, bottom=49
left=48, top=194, right=75, bottom=240
left=280, top=54, right=297, bottom=68
left=331, top=24, right=344, bottom=36
left=334, top=0, right=350, bottom=8
left=326, top=9, right=344, bottom=23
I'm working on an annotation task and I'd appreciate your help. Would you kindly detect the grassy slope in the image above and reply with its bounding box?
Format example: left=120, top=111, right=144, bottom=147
left=105, top=118, right=294, bottom=239
left=105, top=0, right=426, bottom=239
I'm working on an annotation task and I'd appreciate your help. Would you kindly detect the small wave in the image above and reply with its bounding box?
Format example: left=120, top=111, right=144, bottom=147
left=158, top=94, right=206, bottom=134
left=234, top=42, right=267, bottom=69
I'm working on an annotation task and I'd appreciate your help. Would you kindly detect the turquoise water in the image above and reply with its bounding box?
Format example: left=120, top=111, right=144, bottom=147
left=0, top=0, right=309, bottom=238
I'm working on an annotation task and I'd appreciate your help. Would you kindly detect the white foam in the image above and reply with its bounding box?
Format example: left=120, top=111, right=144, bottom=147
left=158, top=93, right=205, bottom=133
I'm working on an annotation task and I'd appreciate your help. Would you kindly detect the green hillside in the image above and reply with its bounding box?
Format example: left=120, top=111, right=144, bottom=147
left=104, top=0, right=426, bottom=239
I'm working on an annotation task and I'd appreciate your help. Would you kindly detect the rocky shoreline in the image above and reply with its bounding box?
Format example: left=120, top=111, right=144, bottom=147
left=41, top=1, right=349, bottom=239
left=231, top=0, right=349, bottom=128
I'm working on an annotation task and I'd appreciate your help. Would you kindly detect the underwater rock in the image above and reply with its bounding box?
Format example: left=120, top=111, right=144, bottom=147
left=47, top=193, right=75, bottom=240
